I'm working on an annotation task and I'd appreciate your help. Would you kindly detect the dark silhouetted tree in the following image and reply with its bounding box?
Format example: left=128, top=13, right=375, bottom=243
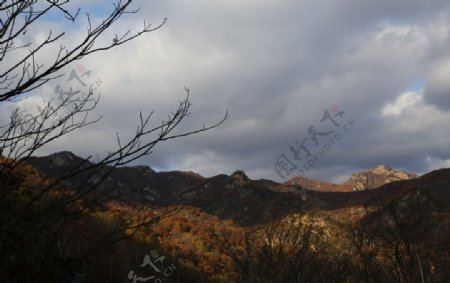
left=0, top=1, right=227, bottom=282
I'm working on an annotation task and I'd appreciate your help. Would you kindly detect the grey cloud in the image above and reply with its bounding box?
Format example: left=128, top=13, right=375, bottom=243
left=8, top=0, right=450, bottom=183
left=424, top=58, right=450, bottom=110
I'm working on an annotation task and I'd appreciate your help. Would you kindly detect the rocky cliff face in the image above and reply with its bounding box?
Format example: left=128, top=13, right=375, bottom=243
left=348, top=165, right=417, bottom=191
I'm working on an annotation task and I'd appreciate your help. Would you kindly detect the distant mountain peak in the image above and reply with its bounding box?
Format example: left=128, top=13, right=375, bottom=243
left=131, top=165, right=156, bottom=174
left=349, top=165, right=417, bottom=191
left=48, top=151, right=78, bottom=166
left=284, top=176, right=342, bottom=192
left=370, top=164, right=393, bottom=173
left=230, top=170, right=250, bottom=187
left=231, top=170, right=249, bottom=180
left=284, top=165, right=418, bottom=192
left=51, top=150, right=76, bottom=157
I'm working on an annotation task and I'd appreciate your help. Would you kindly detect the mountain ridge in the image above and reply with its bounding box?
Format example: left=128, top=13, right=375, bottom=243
left=24, top=151, right=449, bottom=225
left=285, top=164, right=418, bottom=192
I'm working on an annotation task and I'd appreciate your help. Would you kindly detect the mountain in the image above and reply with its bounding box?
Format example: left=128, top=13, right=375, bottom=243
left=347, top=164, right=417, bottom=191
left=25, top=152, right=447, bottom=224
left=26, top=153, right=305, bottom=224
left=286, top=164, right=417, bottom=192
left=7, top=152, right=450, bottom=282
left=284, top=175, right=349, bottom=192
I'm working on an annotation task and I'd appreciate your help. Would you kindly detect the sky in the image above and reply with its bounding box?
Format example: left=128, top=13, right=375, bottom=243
left=2, top=0, right=450, bottom=183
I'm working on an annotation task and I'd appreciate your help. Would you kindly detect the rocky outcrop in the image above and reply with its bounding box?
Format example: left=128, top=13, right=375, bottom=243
left=284, top=165, right=417, bottom=193
left=349, top=165, right=417, bottom=191
left=231, top=170, right=249, bottom=187
left=48, top=151, right=78, bottom=166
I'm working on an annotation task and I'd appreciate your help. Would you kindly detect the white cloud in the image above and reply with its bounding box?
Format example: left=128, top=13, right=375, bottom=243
left=424, top=156, right=450, bottom=172
left=381, top=91, right=423, bottom=117
left=172, top=150, right=232, bottom=176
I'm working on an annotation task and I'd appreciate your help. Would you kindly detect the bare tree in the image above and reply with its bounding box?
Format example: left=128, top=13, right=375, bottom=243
left=0, top=1, right=227, bottom=281
left=372, top=191, right=448, bottom=283
left=210, top=214, right=344, bottom=283
left=348, top=190, right=450, bottom=283
left=0, top=0, right=227, bottom=170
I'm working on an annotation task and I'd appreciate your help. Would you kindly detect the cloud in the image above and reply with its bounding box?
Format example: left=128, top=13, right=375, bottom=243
left=425, top=58, right=450, bottom=110
left=2, top=0, right=450, bottom=182
left=381, top=91, right=423, bottom=117
left=424, top=157, right=450, bottom=172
